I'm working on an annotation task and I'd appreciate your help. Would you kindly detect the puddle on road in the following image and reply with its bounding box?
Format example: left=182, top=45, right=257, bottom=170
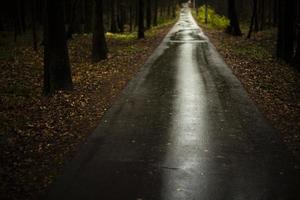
left=170, top=29, right=205, bottom=42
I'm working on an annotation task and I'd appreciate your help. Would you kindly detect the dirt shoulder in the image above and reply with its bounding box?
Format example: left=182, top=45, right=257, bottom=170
left=202, top=26, right=300, bottom=165
left=0, top=23, right=174, bottom=200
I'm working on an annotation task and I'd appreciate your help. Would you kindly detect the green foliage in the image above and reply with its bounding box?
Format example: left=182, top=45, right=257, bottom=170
left=106, top=18, right=176, bottom=41
left=196, top=5, right=229, bottom=29
left=106, top=32, right=136, bottom=41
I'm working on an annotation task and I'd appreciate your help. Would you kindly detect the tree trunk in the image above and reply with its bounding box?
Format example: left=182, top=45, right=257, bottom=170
left=138, top=0, right=145, bottom=39
left=36, top=0, right=45, bottom=26
left=277, top=0, right=296, bottom=62
left=167, top=4, right=171, bottom=18
left=110, top=0, right=118, bottom=32
left=247, top=0, right=258, bottom=38
left=43, top=0, right=73, bottom=95
left=20, top=0, right=26, bottom=32
left=146, top=0, right=151, bottom=29
left=172, top=1, right=176, bottom=19
left=66, top=0, right=81, bottom=39
left=129, top=4, right=133, bottom=32
left=14, top=0, right=22, bottom=42
left=0, top=17, right=4, bottom=31
left=153, top=0, right=158, bottom=26
left=267, top=0, right=272, bottom=25
left=92, top=0, right=108, bottom=62
left=294, top=31, right=300, bottom=69
left=226, top=0, right=242, bottom=36
left=84, top=0, right=93, bottom=33
left=118, top=1, right=125, bottom=33
left=31, top=0, right=38, bottom=51
left=273, top=0, right=278, bottom=26
left=260, top=0, right=265, bottom=30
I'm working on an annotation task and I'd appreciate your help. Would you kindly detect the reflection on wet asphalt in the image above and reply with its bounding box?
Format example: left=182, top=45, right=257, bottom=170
left=46, top=5, right=300, bottom=200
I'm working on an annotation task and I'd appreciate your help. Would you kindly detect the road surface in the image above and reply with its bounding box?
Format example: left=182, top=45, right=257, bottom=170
left=46, top=5, right=299, bottom=200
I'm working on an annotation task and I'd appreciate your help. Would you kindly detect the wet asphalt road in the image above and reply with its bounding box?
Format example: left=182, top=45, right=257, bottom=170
left=46, top=6, right=299, bottom=200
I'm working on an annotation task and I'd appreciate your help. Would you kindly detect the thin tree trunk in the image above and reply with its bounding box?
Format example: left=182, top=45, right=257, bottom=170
left=294, top=31, right=300, bottom=69
left=14, top=0, right=22, bottom=42
left=0, top=18, right=4, bottom=31
left=118, top=1, right=125, bottom=33
left=273, top=0, right=278, bottom=25
left=92, top=0, right=108, bottom=62
left=84, top=0, right=93, bottom=33
left=129, top=4, right=133, bottom=31
left=226, top=0, right=242, bottom=36
left=43, top=0, right=73, bottom=95
left=110, top=0, right=118, bottom=32
left=277, top=0, right=296, bottom=62
left=153, top=0, right=158, bottom=26
left=138, top=0, right=145, bottom=39
left=172, top=1, right=176, bottom=19
left=20, top=0, right=26, bottom=32
left=267, top=0, right=272, bottom=25
left=247, top=0, right=258, bottom=38
left=31, top=0, right=38, bottom=51
left=146, top=0, right=151, bottom=29
left=67, top=0, right=81, bottom=39
left=260, top=0, right=265, bottom=30
left=160, top=6, right=163, bottom=18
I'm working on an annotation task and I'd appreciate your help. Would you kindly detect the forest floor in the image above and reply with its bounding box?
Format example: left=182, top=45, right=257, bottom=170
left=0, top=22, right=174, bottom=200
left=202, top=25, right=300, bottom=166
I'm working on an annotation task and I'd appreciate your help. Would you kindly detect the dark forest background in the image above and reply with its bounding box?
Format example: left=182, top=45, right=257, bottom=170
left=0, top=0, right=299, bottom=94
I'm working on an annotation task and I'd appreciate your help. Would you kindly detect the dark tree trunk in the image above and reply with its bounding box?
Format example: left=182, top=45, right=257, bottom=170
left=14, top=0, right=22, bottom=42
left=226, top=0, right=242, bottom=36
left=160, top=6, right=163, bottom=18
left=146, top=0, right=151, bottom=29
left=294, top=32, right=300, bottom=69
left=66, top=0, right=81, bottom=39
left=267, top=0, right=274, bottom=25
left=135, top=1, right=139, bottom=28
left=14, top=17, right=20, bottom=42
left=84, top=0, right=93, bottom=33
left=92, top=0, right=108, bottom=62
left=247, top=0, right=258, bottom=38
left=172, top=1, right=176, bottom=18
left=36, top=0, right=45, bottom=26
left=20, top=0, right=26, bottom=32
left=167, top=4, right=171, bottom=18
left=138, top=0, right=145, bottom=39
left=260, top=0, right=265, bottom=30
left=31, top=0, right=38, bottom=51
left=254, top=9, right=259, bottom=32
left=118, top=2, right=125, bottom=33
left=0, top=17, right=3, bottom=31
left=277, top=0, right=296, bottom=62
left=273, top=0, right=278, bottom=26
left=43, top=0, right=73, bottom=95
left=110, top=0, right=118, bottom=32
left=153, top=0, right=158, bottom=26
left=129, top=4, right=133, bottom=32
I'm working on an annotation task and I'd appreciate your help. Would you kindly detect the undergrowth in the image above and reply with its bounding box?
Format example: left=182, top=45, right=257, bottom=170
left=195, top=5, right=229, bottom=29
